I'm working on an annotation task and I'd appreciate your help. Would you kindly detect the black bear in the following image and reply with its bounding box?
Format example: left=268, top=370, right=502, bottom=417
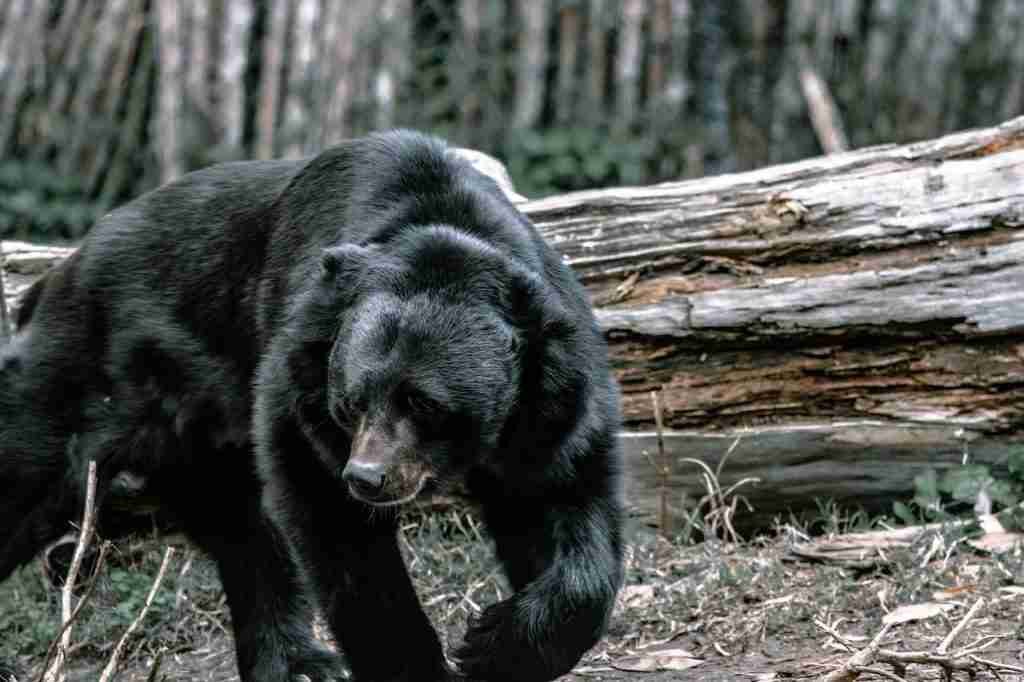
left=0, top=131, right=624, bottom=682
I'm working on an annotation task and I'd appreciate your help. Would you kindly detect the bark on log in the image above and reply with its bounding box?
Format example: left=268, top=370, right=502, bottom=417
left=4, top=120, right=1024, bottom=531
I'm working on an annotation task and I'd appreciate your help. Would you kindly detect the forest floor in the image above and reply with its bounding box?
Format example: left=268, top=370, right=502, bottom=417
left=1, top=507, right=1022, bottom=682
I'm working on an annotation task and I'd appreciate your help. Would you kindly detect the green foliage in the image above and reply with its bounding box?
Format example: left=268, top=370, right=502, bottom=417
left=809, top=498, right=874, bottom=535
left=106, top=567, right=174, bottom=627
left=502, top=127, right=657, bottom=197
left=0, top=566, right=60, bottom=658
left=893, top=449, right=1024, bottom=528
left=0, top=548, right=182, bottom=666
left=0, top=160, right=105, bottom=240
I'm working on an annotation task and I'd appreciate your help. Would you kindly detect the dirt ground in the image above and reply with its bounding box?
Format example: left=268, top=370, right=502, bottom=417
left=2, top=509, right=1022, bottom=682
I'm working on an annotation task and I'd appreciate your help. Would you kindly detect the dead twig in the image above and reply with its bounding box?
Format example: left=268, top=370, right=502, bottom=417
left=40, top=460, right=100, bottom=682
left=144, top=649, right=165, bottom=682
left=98, top=546, right=176, bottom=682
left=35, top=542, right=111, bottom=682
left=650, top=390, right=670, bottom=539
left=815, top=599, right=1024, bottom=681
left=850, top=667, right=907, bottom=682
left=817, top=621, right=893, bottom=682
left=174, top=548, right=195, bottom=609
left=937, top=597, right=985, bottom=654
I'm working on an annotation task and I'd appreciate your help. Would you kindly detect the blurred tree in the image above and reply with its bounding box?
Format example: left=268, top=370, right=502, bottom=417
left=241, top=0, right=268, bottom=157
left=411, top=0, right=458, bottom=128
left=686, top=0, right=733, bottom=175
left=1, top=0, right=1022, bottom=238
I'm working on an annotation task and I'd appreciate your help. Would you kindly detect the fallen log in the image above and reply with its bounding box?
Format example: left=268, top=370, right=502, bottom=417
left=4, top=118, right=1024, bottom=531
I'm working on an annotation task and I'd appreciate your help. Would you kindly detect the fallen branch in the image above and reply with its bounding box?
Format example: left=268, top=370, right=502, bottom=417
left=816, top=620, right=893, bottom=682
left=815, top=599, right=1024, bottom=680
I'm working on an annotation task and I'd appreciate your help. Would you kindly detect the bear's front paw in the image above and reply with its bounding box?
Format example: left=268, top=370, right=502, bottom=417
left=453, top=595, right=596, bottom=682
left=452, top=600, right=522, bottom=680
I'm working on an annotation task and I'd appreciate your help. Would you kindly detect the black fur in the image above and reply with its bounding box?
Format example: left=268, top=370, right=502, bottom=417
left=0, top=131, right=624, bottom=682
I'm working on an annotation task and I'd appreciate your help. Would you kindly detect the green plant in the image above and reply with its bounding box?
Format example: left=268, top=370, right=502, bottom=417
left=893, top=448, right=1024, bottom=527
left=502, top=127, right=657, bottom=197
left=810, top=498, right=875, bottom=535
left=0, top=160, right=105, bottom=240
left=106, top=567, right=174, bottom=628
left=0, top=566, right=60, bottom=658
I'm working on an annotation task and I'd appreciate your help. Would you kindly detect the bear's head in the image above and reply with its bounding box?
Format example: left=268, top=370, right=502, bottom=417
left=316, top=227, right=585, bottom=506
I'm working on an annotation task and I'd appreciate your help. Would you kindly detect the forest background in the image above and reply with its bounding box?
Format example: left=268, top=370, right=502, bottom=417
left=1, top=0, right=1022, bottom=240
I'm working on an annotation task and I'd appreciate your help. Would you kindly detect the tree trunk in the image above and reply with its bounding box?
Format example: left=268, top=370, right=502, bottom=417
left=94, top=0, right=157, bottom=208
left=645, top=0, right=671, bottom=109
left=584, top=0, right=608, bottom=125
left=0, top=1, right=47, bottom=155
left=67, top=0, right=136, bottom=178
left=375, top=0, right=410, bottom=132
left=5, top=118, right=1024, bottom=532
left=241, top=0, right=269, bottom=157
left=554, top=2, right=581, bottom=125
left=35, top=0, right=89, bottom=166
left=256, top=0, right=288, bottom=159
left=272, top=0, right=297, bottom=157
left=206, top=0, right=228, bottom=147
left=512, top=0, right=550, bottom=130
left=320, top=1, right=372, bottom=145
left=796, top=45, right=848, bottom=154
left=155, top=2, right=184, bottom=181
left=613, top=0, right=644, bottom=133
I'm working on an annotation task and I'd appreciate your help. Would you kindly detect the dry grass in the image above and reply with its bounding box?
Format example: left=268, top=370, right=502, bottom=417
left=1, top=504, right=1022, bottom=681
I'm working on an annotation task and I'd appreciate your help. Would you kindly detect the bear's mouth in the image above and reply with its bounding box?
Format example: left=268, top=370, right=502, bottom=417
left=348, top=471, right=431, bottom=507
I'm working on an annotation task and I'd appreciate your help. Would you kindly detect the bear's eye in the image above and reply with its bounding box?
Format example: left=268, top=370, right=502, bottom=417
left=334, top=395, right=365, bottom=422
left=404, top=389, right=445, bottom=418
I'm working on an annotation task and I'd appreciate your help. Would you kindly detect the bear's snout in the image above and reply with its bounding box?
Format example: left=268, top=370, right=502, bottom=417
left=343, top=458, right=388, bottom=500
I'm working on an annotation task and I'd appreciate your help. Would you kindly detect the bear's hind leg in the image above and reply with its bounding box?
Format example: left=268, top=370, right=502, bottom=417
left=0, top=361, right=79, bottom=582
left=159, top=447, right=350, bottom=682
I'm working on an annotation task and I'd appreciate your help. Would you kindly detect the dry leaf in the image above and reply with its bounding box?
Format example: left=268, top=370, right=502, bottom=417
left=882, top=602, right=955, bottom=625
left=612, top=648, right=704, bottom=673
left=619, top=584, right=656, bottom=609
left=968, top=531, right=1023, bottom=554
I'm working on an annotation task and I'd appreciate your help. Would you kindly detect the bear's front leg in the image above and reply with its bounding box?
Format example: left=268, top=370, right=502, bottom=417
left=260, top=428, right=451, bottom=682
left=456, top=492, right=624, bottom=682
left=211, top=532, right=352, bottom=682
left=169, top=460, right=350, bottom=682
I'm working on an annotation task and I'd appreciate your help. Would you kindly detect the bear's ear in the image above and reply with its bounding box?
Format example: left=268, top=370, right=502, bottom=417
left=504, top=268, right=587, bottom=439
left=319, top=243, right=374, bottom=286
left=504, top=268, right=574, bottom=342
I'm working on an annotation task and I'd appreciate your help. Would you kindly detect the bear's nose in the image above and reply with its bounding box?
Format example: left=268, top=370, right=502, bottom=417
left=343, top=460, right=387, bottom=499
